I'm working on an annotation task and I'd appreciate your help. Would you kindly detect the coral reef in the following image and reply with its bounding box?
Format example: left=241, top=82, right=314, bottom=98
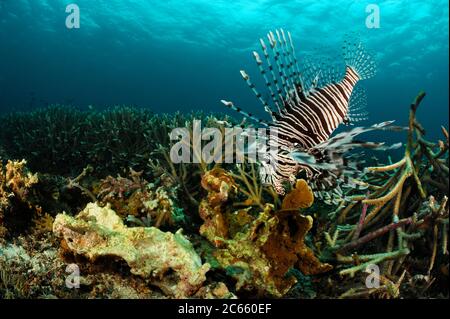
left=198, top=168, right=237, bottom=246
left=0, top=106, right=232, bottom=179
left=317, top=92, right=449, bottom=298
left=148, top=115, right=239, bottom=209
left=0, top=159, right=40, bottom=238
left=0, top=159, right=88, bottom=239
left=0, top=234, right=166, bottom=299
left=0, top=105, right=237, bottom=218
left=53, top=202, right=210, bottom=298
left=0, top=92, right=448, bottom=299
left=0, top=107, right=86, bottom=175
left=198, top=172, right=331, bottom=297
left=96, top=168, right=182, bottom=228
left=215, top=204, right=331, bottom=297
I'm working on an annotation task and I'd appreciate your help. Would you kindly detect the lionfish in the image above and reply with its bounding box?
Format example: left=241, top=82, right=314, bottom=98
left=221, top=29, right=401, bottom=203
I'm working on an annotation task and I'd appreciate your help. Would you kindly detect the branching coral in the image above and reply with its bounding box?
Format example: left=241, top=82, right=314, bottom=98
left=0, top=92, right=447, bottom=299
left=318, top=91, right=449, bottom=298
left=230, top=163, right=280, bottom=210
left=66, top=164, right=97, bottom=202
left=3, top=159, right=39, bottom=203
left=0, top=106, right=87, bottom=175
left=82, top=106, right=157, bottom=174
left=0, top=171, right=9, bottom=238
left=96, top=168, right=148, bottom=213
left=32, top=213, right=55, bottom=236
left=148, top=114, right=237, bottom=208
left=0, top=105, right=233, bottom=180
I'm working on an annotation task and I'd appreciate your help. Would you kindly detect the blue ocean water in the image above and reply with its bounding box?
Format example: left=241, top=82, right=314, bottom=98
left=0, top=0, right=448, bottom=142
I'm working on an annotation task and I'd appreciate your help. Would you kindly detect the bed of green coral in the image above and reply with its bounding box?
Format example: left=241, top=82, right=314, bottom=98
left=0, top=93, right=448, bottom=299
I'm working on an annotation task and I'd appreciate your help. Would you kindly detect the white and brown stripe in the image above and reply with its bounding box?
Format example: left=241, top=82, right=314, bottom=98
left=222, top=30, right=376, bottom=195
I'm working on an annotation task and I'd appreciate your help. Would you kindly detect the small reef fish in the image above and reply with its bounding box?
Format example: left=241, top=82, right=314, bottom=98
left=222, top=29, right=400, bottom=201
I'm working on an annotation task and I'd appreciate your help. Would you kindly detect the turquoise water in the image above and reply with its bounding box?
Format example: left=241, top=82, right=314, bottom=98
left=0, top=0, right=448, bottom=140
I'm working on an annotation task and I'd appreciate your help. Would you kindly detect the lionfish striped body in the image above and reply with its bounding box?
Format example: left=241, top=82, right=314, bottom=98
left=221, top=29, right=387, bottom=200
left=271, top=66, right=360, bottom=150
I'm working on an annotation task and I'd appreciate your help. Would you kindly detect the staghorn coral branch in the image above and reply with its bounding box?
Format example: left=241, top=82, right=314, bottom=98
left=422, top=176, right=448, bottom=193
left=365, top=157, right=406, bottom=173
left=338, top=217, right=414, bottom=253
left=407, top=156, right=427, bottom=199
left=365, top=200, right=394, bottom=229
left=337, top=201, right=358, bottom=224
left=66, top=165, right=97, bottom=202
left=362, top=169, right=410, bottom=206
left=352, top=198, right=368, bottom=241
left=320, top=90, right=450, bottom=294
left=366, top=168, right=402, bottom=198
left=338, top=248, right=410, bottom=277
left=442, top=126, right=449, bottom=142
left=428, top=224, right=439, bottom=275
left=393, top=185, right=403, bottom=216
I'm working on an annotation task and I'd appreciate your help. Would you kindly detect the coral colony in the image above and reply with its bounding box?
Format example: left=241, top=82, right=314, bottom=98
left=0, top=32, right=448, bottom=299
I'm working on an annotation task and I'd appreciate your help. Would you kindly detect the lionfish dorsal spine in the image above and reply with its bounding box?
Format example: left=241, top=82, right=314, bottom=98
left=239, top=69, right=276, bottom=121
left=220, top=100, right=269, bottom=127
left=275, top=29, right=297, bottom=92
left=343, top=36, right=377, bottom=80
left=286, top=31, right=303, bottom=87
left=221, top=29, right=382, bottom=195
left=252, top=51, right=283, bottom=114
left=259, top=37, right=284, bottom=103
left=346, top=86, right=369, bottom=124
left=278, top=29, right=297, bottom=86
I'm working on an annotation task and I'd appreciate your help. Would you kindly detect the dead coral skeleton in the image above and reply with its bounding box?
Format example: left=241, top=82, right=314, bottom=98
left=320, top=92, right=449, bottom=298
left=0, top=259, right=28, bottom=298
left=66, top=164, right=96, bottom=202
left=32, top=212, right=55, bottom=236
left=0, top=237, right=66, bottom=299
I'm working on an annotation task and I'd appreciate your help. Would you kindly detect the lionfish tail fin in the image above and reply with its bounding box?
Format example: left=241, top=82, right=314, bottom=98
left=300, top=50, right=344, bottom=94
left=343, top=33, right=377, bottom=80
